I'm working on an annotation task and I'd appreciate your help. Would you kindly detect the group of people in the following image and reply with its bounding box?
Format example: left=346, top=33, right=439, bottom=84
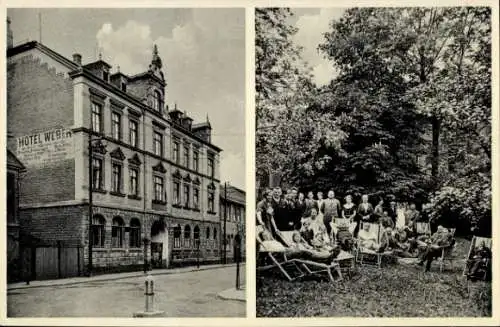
left=256, top=187, right=464, bottom=272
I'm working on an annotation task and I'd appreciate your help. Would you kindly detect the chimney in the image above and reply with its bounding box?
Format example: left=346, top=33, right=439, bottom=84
left=7, top=17, right=13, bottom=49
left=73, top=53, right=82, bottom=66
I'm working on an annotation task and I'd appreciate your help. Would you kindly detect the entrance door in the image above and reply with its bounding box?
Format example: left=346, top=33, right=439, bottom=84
left=151, top=242, right=163, bottom=268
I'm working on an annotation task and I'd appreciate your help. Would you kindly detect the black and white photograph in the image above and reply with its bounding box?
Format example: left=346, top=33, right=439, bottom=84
left=6, top=7, right=245, bottom=317
left=256, top=7, right=493, bottom=317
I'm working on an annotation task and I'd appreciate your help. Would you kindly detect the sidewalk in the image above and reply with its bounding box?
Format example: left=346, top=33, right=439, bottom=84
left=8, top=263, right=243, bottom=291
left=217, top=286, right=246, bottom=302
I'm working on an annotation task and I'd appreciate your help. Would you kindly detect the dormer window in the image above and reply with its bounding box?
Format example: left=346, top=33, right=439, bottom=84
left=153, top=90, right=163, bottom=112
left=103, top=71, right=109, bottom=82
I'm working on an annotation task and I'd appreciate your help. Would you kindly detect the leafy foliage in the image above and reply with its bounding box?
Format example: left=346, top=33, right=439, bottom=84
left=256, top=7, right=491, bottom=234
left=257, top=238, right=491, bottom=317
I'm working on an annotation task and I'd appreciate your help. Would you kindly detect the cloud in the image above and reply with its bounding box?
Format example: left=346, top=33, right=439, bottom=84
left=95, top=10, right=245, bottom=189
left=293, top=8, right=345, bottom=86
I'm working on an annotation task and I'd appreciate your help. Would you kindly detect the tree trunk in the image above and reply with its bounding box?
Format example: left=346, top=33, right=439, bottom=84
left=431, top=117, right=440, bottom=183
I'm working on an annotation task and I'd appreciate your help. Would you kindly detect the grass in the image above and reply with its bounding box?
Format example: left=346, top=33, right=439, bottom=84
left=256, top=237, right=491, bottom=317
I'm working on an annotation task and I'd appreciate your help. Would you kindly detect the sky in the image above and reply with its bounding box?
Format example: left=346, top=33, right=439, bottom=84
left=7, top=8, right=246, bottom=189
left=290, top=8, right=346, bottom=86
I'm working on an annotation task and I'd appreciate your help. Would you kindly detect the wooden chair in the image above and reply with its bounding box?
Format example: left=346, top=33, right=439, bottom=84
left=436, top=228, right=458, bottom=273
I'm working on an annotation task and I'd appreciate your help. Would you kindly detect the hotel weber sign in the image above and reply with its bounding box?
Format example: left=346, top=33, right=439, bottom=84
left=16, top=127, right=74, bottom=167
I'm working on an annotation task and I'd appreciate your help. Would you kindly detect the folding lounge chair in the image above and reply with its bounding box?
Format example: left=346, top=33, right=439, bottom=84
left=436, top=228, right=458, bottom=273
left=355, top=222, right=393, bottom=268
left=415, top=222, right=431, bottom=236
left=330, top=219, right=356, bottom=277
left=256, top=226, right=306, bottom=282
left=278, top=231, right=344, bottom=282
left=462, top=236, right=492, bottom=280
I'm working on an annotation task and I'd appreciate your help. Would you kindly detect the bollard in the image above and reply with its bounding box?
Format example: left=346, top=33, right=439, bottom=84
left=133, top=273, right=165, bottom=317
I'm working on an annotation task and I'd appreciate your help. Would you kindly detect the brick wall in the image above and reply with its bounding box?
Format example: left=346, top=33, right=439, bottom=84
left=19, top=205, right=86, bottom=244
left=7, top=52, right=75, bottom=205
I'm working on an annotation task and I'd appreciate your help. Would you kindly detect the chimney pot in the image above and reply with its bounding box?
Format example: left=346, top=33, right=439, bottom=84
left=73, top=53, right=82, bottom=66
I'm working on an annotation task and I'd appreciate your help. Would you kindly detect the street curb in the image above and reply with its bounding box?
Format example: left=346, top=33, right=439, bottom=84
left=8, top=263, right=244, bottom=291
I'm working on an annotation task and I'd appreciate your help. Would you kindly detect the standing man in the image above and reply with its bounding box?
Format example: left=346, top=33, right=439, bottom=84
left=388, top=200, right=398, bottom=226
left=271, top=187, right=291, bottom=232
left=321, top=190, right=342, bottom=238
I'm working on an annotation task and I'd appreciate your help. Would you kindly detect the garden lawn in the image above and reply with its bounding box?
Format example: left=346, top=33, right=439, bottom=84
left=256, top=237, right=491, bottom=317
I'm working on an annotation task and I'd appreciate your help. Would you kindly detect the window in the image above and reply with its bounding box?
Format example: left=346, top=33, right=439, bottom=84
left=112, top=112, right=121, bottom=140
left=92, top=157, right=103, bottom=190
left=193, top=150, right=199, bottom=172
left=111, top=163, right=122, bottom=193
left=193, top=188, right=199, bottom=209
left=153, top=131, right=163, bottom=157
left=206, top=227, right=210, bottom=239
left=183, top=145, right=189, bottom=168
left=153, top=90, right=162, bottom=112
left=184, top=225, right=191, bottom=247
left=183, top=184, right=190, bottom=208
left=154, top=176, right=164, bottom=202
left=173, top=181, right=180, bottom=205
left=208, top=187, right=215, bottom=212
left=103, top=71, right=109, bottom=82
left=121, top=83, right=127, bottom=92
left=129, top=219, right=141, bottom=248
left=173, top=140, right=180, bottom=164
left=129, top=120, right=138, bottom=147
left=91, top=215, right=105, bottom=248
left=111, top=217, right=124, bottom=248
left=208, top=157, right=214, bottom=177
left=173, top=225, right=181, bottom=248
left=129, top=168, right=139, bottom=196
left=214, top=227, right=217, bottom=240
left=91, top=102, right=102, bottom=133
left=194, top=226, right=200, bottom=247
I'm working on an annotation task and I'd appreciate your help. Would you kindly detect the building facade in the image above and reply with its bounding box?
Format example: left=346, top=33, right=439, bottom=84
left=7, top=20, right=224, bottom=274
left=219, top=184, right=246, bottom=261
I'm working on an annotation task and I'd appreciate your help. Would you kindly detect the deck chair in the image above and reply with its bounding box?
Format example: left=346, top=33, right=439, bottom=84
left=278, top=231, right=343, bottom=282
left=415, top=222, right=431, bottom=236
left=436, top=228, right=458, bottom=273
left=355, top=222, right=393, bottom=268
left=462, top=236, right=492, bottom=280
left=256, top=226, right=306, bottom=282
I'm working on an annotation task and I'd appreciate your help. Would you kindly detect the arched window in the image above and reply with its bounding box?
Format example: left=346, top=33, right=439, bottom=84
left=194, top=225, right=200, bottom=247
left=184, top=224, right=191, bottom=247
left=92, top=215, right=105, bottom=248
left=173, top=224, right=182, bottom=248
left=112, top=216, right=125, bottom=248
left=129, top=218, right=141, bottom=248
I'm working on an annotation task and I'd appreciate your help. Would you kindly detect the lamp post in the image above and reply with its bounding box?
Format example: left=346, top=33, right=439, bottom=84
left=223, top=182, right=228, bottom=264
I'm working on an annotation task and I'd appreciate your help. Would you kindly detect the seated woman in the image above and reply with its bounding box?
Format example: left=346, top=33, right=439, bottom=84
left=379, top=211, right=395, bottom=229
left=290, top=231, right=339, bottom=260
left=358, top=223, right=382, bottom=252
left=466, top=241, right=491, bottom=281
left=301, top=208, right=341, bottom=258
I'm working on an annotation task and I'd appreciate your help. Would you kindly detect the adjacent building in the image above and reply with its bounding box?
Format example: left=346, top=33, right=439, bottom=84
left=7, top=18, right=226, bottom=276
left=219, top=184, right=246, bottom=261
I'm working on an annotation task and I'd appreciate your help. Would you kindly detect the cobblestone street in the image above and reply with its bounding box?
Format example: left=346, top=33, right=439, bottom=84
left=8, top=265, right=245, bottom=317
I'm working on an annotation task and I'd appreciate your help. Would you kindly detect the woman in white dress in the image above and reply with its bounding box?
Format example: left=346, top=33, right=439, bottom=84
left=396, top=202, right=406, bottom=229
